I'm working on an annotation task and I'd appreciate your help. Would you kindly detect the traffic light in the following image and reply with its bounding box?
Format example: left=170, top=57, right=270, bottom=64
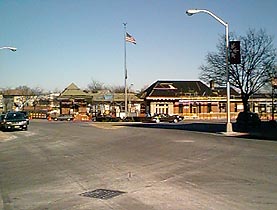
left=229, top=41, right=241, bottom=64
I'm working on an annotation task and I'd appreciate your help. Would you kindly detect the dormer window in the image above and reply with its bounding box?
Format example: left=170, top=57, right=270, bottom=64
left=154, top=83, right=177, bottom=90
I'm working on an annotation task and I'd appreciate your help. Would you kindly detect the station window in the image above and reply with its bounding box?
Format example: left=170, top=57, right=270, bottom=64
left=179, top=104, right=183, bottom=113
left=207, top=103, right=212, bottom=113
left=155, top=103, right=168, bottom=114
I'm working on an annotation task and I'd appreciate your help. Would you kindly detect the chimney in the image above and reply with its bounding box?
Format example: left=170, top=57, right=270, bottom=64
left=210, top=80, right=215, bottom=90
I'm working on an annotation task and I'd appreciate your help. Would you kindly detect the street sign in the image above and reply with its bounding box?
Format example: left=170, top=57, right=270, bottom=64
left=229, top=41, right=241, bottom=64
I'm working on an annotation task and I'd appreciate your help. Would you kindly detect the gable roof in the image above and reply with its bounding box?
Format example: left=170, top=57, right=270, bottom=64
left=59, top=83, right=90, bottom=98
left=3, top=89, right=34, bottom=96
left=142, top=80, right=215, bottom=98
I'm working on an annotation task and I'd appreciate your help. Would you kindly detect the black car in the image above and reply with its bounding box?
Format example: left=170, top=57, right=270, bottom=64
left=54, top=114, right=74, bottom=121
left=152, top=114, right=183, bottom=123
left=236, top=111, right=261, bottom=128
left=2, top=112, right=28, bottom=131
left=18, top=111, right=30, bottom=125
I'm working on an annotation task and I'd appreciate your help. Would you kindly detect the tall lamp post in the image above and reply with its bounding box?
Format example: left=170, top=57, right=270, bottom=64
left=186, top=9, right=232, bottom=133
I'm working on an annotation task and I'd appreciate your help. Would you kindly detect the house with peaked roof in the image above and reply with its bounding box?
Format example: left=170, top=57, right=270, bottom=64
left=1, top=89, right=36, bottom=113
left=58, top=83, right=144, bottom=119
left=59, top=83, right=90, bottom=99
left=58, top=83, right=91, bottom=117
left=141, top=80, right=242, bottom=119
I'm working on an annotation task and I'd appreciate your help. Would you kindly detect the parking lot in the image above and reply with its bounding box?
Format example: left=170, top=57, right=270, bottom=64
left=1, top=120, right=277, bottom=209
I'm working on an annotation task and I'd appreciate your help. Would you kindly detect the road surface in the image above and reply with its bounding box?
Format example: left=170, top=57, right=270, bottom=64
left=1, top=120, right=277, bottom=209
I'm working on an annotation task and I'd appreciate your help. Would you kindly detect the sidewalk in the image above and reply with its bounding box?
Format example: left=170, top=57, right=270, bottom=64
left=123, top=121, right=277, bottom=141
left=183, top=121, right=277, bottom=140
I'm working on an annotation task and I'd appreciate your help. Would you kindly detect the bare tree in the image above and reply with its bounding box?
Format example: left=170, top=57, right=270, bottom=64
left=31, top=87, right=44, bottom=110
left=2, top=97, right=13, bottom=113
left=15, top=86, right=35, bottom=109
left=87, top=79, right=105, bottom=92
left=32, top=86, right=44, bottom=95
left=200, top=28, right=277, bottom=112
left=108, top=85, right=125, bottom=93
left=137, top=84, right=150, bottom=97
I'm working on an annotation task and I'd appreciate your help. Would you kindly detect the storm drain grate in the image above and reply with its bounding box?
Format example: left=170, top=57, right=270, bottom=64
left=80, top=189, right=126, bottom=200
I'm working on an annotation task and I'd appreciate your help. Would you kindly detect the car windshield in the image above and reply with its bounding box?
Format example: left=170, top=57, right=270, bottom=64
left=19, top=111, right=28, bottom=118
left=5, top=112, right=25, bottom=120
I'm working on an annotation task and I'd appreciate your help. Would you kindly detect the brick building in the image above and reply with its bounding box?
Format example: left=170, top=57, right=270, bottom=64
left=141, top=80, right=243, bottom=120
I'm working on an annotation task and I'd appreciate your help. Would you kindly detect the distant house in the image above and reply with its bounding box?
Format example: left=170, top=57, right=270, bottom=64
left=141, top=80, right=242, bottom=119
left=58, top=83, right=91, bottom=117
left=1, top=89, right=35, bottom=113
left=58, top=83, right=144, bottom=119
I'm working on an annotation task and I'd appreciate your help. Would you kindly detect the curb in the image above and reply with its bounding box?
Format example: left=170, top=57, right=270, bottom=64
left=220, top=132, right=249, bottom=137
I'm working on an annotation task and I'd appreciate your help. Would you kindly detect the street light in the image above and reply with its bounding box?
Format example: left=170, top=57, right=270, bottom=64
left=186, top=9, right=232, bottom=133
left=0, top=46, right=17, bottom=52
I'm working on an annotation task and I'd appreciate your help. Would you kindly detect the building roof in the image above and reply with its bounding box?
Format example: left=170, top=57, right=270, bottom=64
left=59, top=83, right=90, bottom=99
left=142, top=80, right=216, bottom=98
left=213, top=87, right=240, bottom=97
left=2, top=89, right=34, bottom=96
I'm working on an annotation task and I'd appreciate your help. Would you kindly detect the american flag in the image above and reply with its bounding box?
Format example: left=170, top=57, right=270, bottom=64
left=125, top=32, right=136, bottom=44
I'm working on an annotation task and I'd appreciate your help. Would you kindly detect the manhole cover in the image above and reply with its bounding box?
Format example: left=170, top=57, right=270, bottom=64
left=80, top=189, right=126, bottom=200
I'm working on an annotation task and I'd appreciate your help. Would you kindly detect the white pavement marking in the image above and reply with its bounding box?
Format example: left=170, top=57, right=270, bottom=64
left=173, top=140, right=195, bottom=143
left=90, top=123, right=124, bottom=130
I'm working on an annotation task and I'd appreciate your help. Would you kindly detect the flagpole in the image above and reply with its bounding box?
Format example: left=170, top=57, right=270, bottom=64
left=123, top=23, right=128, bottom=118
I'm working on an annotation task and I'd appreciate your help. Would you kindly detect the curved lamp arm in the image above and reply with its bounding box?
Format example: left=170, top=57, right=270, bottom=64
left=186, top=9, right=227, bottom=27
left=0, top=46, right=17, bottom=52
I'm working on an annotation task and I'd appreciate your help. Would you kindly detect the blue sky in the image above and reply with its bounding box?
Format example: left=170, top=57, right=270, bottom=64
left=1, top=0, right=277, bottom=92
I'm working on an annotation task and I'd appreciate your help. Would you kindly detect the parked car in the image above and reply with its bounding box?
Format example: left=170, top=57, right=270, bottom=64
left=152, top=114, right=183, bottom=123
left=236, top=111, right=261, bottom=128
left=54, top=114, right=74, bottom=121
left=18, top=111, right=30, bottom=125
left=2, top=112, right=28, bottom=131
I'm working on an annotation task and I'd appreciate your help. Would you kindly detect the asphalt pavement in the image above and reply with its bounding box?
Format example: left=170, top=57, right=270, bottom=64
left=1, top=120, right=276, bottom=142
left=0, top=120, right=277, bottom=210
